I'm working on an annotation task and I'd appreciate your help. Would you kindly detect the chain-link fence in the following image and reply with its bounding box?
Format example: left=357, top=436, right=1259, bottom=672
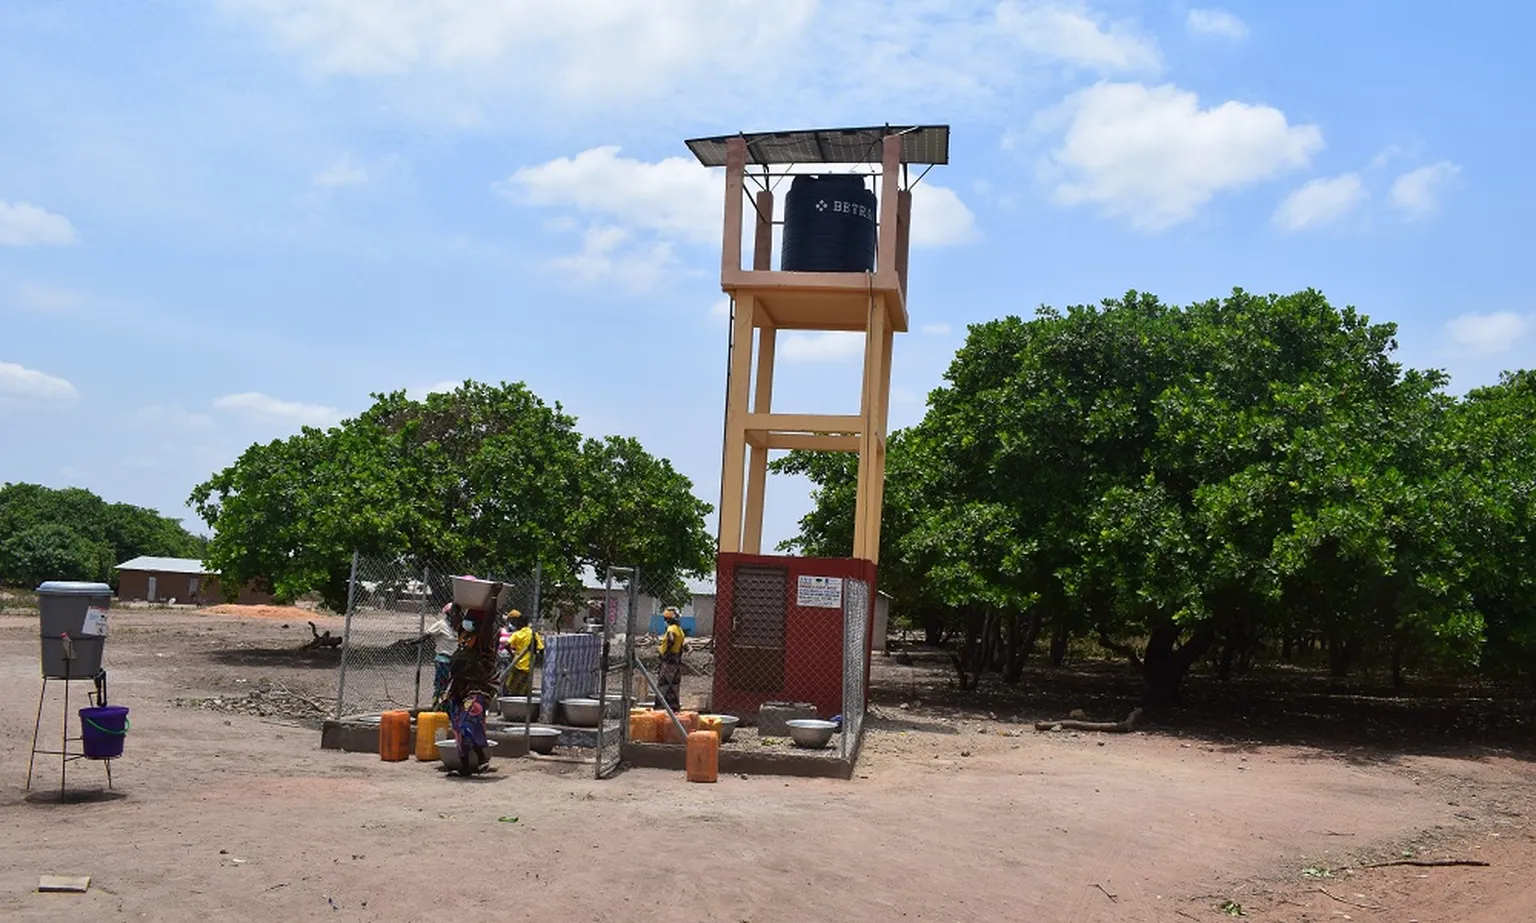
left=840, top=577, right=870, bottom=759
left=336, top=553, right=875, bottom=768
left=333, top=553, right=539, bottom=719
left=626, top=563, right=873, bottom=761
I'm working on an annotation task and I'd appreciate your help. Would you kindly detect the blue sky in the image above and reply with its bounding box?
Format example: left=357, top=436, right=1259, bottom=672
left=1, top=1, right=1531, bottom=553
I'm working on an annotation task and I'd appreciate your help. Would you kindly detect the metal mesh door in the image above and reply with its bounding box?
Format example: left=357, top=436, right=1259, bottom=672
left=595, top=566, right=637, bottom=779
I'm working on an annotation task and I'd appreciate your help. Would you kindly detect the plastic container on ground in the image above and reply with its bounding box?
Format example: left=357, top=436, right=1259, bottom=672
left=37, top=581, right=112, bottom=679
left=664, top=710, right=699, bottom=745
left=686, top=729, right=719, bottom=783
left=415, top=711, right=449, bottom=760
left=379, top=710, right=412, bottom=761
left=700, top=714, right=739, bottom=743
left=79, top=705, right=129, bottom=759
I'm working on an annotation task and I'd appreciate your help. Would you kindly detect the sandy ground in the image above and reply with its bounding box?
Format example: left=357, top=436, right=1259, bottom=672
left=1, top=608, right=1532, bottom=922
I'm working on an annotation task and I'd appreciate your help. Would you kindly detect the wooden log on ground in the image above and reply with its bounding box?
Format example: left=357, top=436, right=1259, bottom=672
left=1035, top=707, right=1143, bottom=733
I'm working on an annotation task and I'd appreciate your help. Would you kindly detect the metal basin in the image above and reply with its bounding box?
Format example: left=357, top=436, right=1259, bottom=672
left=602, top=694, right=627, bottom=718
left=561, top=698, right=602, bottom=727
left=521, top=726, right=561, bottom=755
left=496, top=695, right=540, bottom=721
left=436, top=738, right=497, bottom=771
left=702, top=714, right=740, bottom=743
left=785, top=719, right=837, bottom=750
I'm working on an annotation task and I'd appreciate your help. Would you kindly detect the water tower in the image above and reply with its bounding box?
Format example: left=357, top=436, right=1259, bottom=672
left=684, top=125, right=949, bottom=719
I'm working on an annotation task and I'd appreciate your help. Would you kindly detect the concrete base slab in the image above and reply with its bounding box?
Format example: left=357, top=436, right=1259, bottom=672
left=756, top=702, right=819, bottom=736
left=623, top=741, right=853, bottom=780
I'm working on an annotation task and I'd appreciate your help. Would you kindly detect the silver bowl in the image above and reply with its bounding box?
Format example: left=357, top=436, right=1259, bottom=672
left=496, top=695, right=540, bottom=721
left=436, top=738, right=497, bottom=771
left=701, top=714, right=740, bottom=743
left=520, top=726, right=561, bottom=755
left=785, top=719, right=837, bottom=749
left=561, top=698, right=602, bottom=727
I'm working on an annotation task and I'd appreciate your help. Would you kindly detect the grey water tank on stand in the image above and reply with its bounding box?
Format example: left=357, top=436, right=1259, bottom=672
left=37, top=581, right=112, bottom=678
left=781, top=174, right=878, bottom=273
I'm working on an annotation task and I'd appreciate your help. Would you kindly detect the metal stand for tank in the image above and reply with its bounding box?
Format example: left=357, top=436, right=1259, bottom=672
left=26, top=640, right=113, bottom=799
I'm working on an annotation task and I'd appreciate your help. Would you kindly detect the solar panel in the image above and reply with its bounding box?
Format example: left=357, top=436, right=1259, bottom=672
left=685, top=125, right=949, bottom=168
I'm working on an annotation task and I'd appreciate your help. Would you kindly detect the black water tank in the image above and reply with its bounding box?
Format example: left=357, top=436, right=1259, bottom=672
left=781, top=174, right=878, bottom=272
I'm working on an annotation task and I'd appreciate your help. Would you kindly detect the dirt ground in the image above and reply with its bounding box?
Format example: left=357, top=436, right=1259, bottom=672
left=2, top=608, right=1533, bottom=922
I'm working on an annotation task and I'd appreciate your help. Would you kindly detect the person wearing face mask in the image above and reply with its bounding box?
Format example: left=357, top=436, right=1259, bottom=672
left=423, top=602, right=461, bottom=712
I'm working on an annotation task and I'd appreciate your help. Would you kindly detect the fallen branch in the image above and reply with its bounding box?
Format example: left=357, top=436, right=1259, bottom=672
left=1093, top=883, right=1118, bottom=903
left=1096, top=629, right=1143, bottom=669
left=1361, top=858, right=1490, bottom=869
left=1317, top=887, right=1383, bottom=911
left=1036, top=708, right=1144, bottom=733
left=303, top=621, right=342, bottom=650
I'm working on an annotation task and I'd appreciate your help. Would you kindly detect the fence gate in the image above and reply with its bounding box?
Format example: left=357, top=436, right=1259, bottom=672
left=595, top=566, right=638, bottom=779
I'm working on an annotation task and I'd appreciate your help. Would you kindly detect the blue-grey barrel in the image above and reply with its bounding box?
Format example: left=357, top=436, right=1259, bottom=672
left=781, top=174, right=878, bottom=272
left=36, top=580, right=112, bottom=678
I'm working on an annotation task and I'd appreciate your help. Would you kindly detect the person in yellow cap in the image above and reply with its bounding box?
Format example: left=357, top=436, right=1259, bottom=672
left=499, top=610, right=544, bottom=698
left=654, top=607, right=686, bottom=712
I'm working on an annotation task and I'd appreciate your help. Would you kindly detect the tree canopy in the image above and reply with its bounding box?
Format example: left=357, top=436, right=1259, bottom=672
left=190, top=381, right=714, bottom=611
left=778, top=290, right=1536, bottom=704
left=0, top=483, right=205, bottom=586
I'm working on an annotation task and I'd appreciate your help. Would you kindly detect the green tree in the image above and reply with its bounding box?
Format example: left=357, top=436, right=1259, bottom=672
left=0, top=483, right=203, bottom=586
left=1452, top=370, right=1536, bottom=680
left=190, top=381, right=713, bottom=611
left=0, top=523, right=112, bottom=585
left=781, top=289, right=1502, bottom=704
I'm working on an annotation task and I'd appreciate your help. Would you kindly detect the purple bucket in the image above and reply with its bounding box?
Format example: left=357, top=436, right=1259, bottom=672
left=79, top=706, right=129, bottom=759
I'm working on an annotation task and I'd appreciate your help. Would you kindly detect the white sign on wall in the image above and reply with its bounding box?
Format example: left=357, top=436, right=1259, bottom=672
left=795, top=575, right=844, bottom=609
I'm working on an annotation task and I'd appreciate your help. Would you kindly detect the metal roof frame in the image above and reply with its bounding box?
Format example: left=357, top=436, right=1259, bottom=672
left=685, top=125, right=950, bottom=168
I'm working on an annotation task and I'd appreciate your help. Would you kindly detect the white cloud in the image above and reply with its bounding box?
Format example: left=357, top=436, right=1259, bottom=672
left=1391, top=161, right=1460, bottom=219
left=1272, top=174, right=1366, bottom=231
left=407, top=380, right=463, bottom=400
left=1368, top=144, right=1407, bottom=170
left=1037, top=82, right=1324, bottom=230
left=213, top=391, right=342, bottom=426
left=0, top=361, right=79, bottom=405
left=996, top=1, right=1161, bottom=74
left=710, top=298, right=731, bottom=319
left=498, top=146, right=719, bottom=245
left=506, top=146, right=978, bottom=255
left=546, top=224, right=682, bottom=292
left=222, top=2, right=1171, bottom=129
left=780, top=331, right=865, bottom=363
left=312, top=154, right=383, bottom=187
left=910, top=185, right=979, bottom=247
left=1444, top=312, right=1532, bottom=356
left=920, top=323, right=953, bottom=336
left=1186, top=9, right=1248, bottom=40
left=0, top=200, right=77, bottom=246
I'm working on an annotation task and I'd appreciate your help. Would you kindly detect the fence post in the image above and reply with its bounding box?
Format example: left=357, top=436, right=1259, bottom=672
left=622, top=566, right=639, bottom=720
left=413, top=565, right=429, bottom=711
left=335, top=550, right=360, bottom=719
